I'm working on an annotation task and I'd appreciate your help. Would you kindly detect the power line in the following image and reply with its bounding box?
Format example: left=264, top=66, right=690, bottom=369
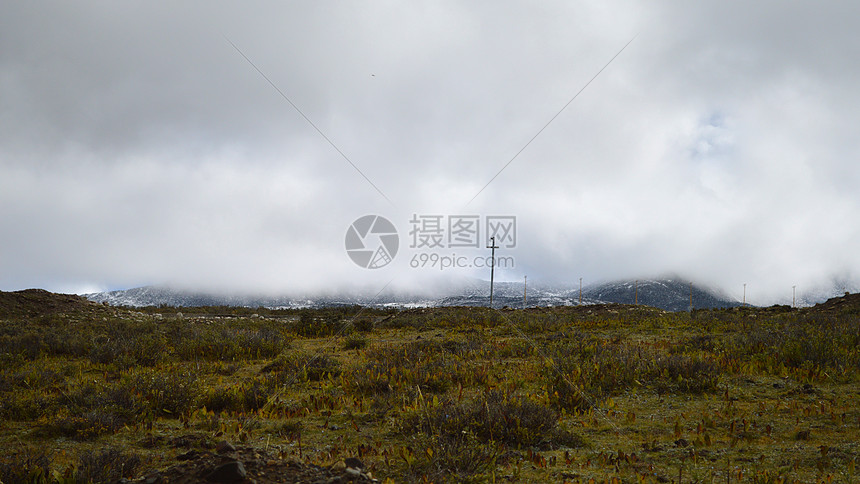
left=464, top=34, right=638, bottom=207
left=224, top=36, right=395, bottom=207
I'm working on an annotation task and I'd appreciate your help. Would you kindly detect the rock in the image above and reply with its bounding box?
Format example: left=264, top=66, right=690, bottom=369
left=176, top=450, right=198, bottom=461
left=206, top=461, right=247, bottom=483
left=216, top=440, right=236, bottom=454
left=344, top=457, right=364, bottom=470
left=143, top=473, right=163, bottom=484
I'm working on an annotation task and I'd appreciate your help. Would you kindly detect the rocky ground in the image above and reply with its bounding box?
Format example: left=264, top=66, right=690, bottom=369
left=128, top=441, right=376, bottom=484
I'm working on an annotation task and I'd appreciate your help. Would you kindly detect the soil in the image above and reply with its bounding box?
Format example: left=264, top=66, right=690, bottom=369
left=133, top=444, right=376, bottom=484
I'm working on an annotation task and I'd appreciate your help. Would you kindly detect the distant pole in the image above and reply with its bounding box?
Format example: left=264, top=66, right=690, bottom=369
left=487, top=237, right=498, bottom=308
left=579, top=277, right=583, bottom=304
left=743, top=283, right=746, bottom=307
left=523, top=275, right=527, bottom=307
left=689, top=282, right=693, bottom=312
left=792, top=285, right=796, bottom=308
left=634, top=280, right=638, bottom=305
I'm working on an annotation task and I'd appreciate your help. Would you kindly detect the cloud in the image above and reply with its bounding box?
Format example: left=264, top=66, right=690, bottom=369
left=2, top=1, right=859, bottom=304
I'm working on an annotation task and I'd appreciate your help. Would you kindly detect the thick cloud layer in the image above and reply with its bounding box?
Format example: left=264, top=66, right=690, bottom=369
left=2, top=1, right=858, bottom=304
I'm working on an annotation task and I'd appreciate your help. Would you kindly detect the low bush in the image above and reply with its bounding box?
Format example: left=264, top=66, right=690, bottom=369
left=75, top=447, right=141, bottom=483
left=89, top=333, right=166, bottom=368
left=45, top=409, right=128, bottom=441
left=402, top=391, right=577, bottom=449
left=346, top=343, right=457, bottom=396
left=545, top=340, right=721, bottom=412
left=202, top=374, right=289, bottom=413
left=122, top=368, right=200, bottom=417
left=172, top=325, right=288, bottom=361
left=653, top=353, right=721, bottom=394
left=342, top=334, right=368, bottom=350
left=402, top=432, right=503, bottom=483
left=0, top=447, right=52, bottom=484
left=261, top=352, right=341, bottom=382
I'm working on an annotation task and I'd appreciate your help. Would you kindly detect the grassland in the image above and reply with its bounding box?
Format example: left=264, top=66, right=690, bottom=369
left=0, top=289, right=858, bottom=483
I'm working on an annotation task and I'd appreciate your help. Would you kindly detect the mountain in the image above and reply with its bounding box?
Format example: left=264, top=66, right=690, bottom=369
left=84, top=277, right=740, bottom=311
left=580, top=278, right=741, bottom=312
left=83, top=285, right=432, bottom=310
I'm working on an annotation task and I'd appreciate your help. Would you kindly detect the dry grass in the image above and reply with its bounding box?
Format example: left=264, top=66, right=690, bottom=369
left=0, top=292, right=858, bottom=482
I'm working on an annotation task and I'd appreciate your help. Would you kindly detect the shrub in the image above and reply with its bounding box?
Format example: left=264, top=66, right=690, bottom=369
left=342, top=334, right=368, bottom=350
left=289, top=314, right=351, bottom=338
left=261, top=352, right=341, bottom=382
left=0, top=390, right=53, bottom=421
left=89, top=333, right=166, bottom=368
left=544, top=340, right=721, bottom=412
left=403, top=432, right=503, bottom=483
left=723, top=315, right=860, bottom=380
left=346, top=343, right=455, bottom=396
left=544, top=343, right=639, bottom=412
left=45, top=410, right=128, bottom=440
left=2, top=331, right=43, bottom=360
left=402, top=391, right=573, bottom=449
left=0, top=447, right=52, bottom=484
left=653, top=353, right=720, bottom=394
left=123, top=368, right=200, bottom=417
left=172, top=324, right=288, bottom=361
left=202, top=374, right=288, bottom=413
left=75, top=447, right=141, bottom=483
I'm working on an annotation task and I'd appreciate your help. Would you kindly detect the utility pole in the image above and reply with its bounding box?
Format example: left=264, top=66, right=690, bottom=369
left=487, top=237, right=498, bottom=308
left=579, top=277, right=583, bottom=305
left=689, top=282, right=693, bottom=312
left=792, top=285, right=796, bottom=308
left=523, top=276, right=527, bottom=308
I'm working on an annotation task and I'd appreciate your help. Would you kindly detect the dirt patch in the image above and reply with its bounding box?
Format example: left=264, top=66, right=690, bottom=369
left=136, top=445, right=376, bottom=483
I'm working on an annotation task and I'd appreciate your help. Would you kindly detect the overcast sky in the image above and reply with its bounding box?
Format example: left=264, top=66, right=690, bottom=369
left=2, top=1, right=859, bottom=304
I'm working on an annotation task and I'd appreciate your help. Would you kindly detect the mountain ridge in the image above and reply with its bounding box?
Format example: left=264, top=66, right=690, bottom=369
left=84, top=277, right=744, bottom=312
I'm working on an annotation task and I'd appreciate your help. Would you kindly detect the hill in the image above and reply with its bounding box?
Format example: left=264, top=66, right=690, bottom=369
left=810, top=291, right=860, bottom=314
left=581, top=278, right=741, bottom=311
left=84, top=277, right=739, bottom=311
left=0, top=288, right=104, bottom=318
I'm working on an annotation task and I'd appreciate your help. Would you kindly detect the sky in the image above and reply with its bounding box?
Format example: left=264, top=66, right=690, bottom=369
left=2, top=1, right=859, bottom=305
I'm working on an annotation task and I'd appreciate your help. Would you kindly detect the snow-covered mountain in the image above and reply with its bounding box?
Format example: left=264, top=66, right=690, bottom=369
left=84, top=285, right=436, bottom=310
left=580, top=278, right=741, bottom=312
left=85, top=277, right=745, bottom=311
